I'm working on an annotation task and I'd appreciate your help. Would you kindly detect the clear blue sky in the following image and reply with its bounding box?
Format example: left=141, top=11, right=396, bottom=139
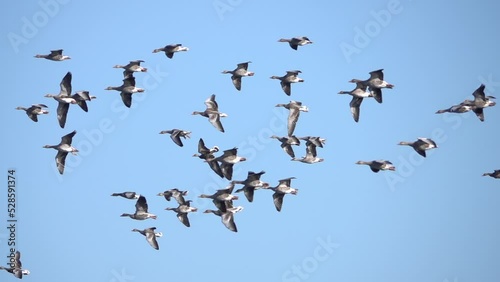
left=2, top=1, right=500, bottom=281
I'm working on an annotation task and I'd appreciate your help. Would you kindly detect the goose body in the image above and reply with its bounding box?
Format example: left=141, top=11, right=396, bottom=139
left=461, top=84, right=497, bottom=121
left=153, top=44, right=189, bottom=59
left=0, top=251, right=30, bottom=279
left=121, top=195, right=157, bottom=220
left=113, top=60, right=147, bottom=77
left=159, top=129, right=191, bottom=147
left=270, top=135, right=301, bottom=158
left=192, top=94, right=227, bottom=132
left=356, top=160, right=396, bottom=173
left=398, top=138, right=438, bottom=157
left=483, top=170, right=500, bottom=179
left=193, top=138, right=223, bottom=178
left=233, top=171, right=270, bottom=202
left=165, top=200, right=198, bottom=227
left=16, top=104, right=49, bottom=122
left=203, top=201, right=243, bottom=232
left=270, top=70, right=304, bottom=96
left=105, top=74, right=145, bottom=108
left=34, top=49, right=70, bottom=61
left=157, top=188, right=188, bottom=204
left=275, top=100, right=309, bottom=136
left=278, top=36, right=313, bottom=50
left=222, top=61, right=254, bottom=91
left=131, top=227, right=161, bottom=250
left=111, top=191, right=140, bottom=199
left=44, top=71, right=73, bottom=128
left=291, top=141, right=324, bottom=164
left=339, top=80, right=372, bottom=122
left=351, top=69, right=394, bottom=103
left=436, top=103, right=473, bottom=114
left=264, top=177, right=298, bottom=212
left=43, top=130, right=79, bottom=174
left=199, top=182, right=238, bottom=212
left=213, top=148, right=247, bottom=180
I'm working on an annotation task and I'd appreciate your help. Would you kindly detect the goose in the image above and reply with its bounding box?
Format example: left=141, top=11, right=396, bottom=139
left=436, top=103, right=473, bottom=114
left=199, top=182, right=238, bottom=212
left=291, top=141, right=324, bottom=164
left=461, top=84, right=497, bottom=121
left=121, top=195, right=157, bottom=220
left=264, top=177, right=298, bottom=212
left=71, top=91, right=96, bottom=112
left=153, top=44, right=189, bottom=59
left=298, top=136, right=326, bottom=148
left=44, top=71, right=74, bottom=128
left=159, top=129, right=191, bottom=147
left=111, top=191, right=140, bottom=199
left=34, top=49, right=70, bottom=61
left=105, top=74, right=145, bottom=108
left=398, top=138, right=438, bottom=157
left=16, top=104, right=49, bottom=122
left=165, top=200, right=198, bottom=227
left=356, top=160, right=396, bottom=173
left=270, top=70, right=304, bottom=96
left=131, top=227, right=162, bottom=250
left=113, top=60, right=147, bottom=77
left=221, top=61, right=254, bottom=91
left=193, top=138, right=223, bottom=178
left=203, top=201, right=243, bottom=232
left=0, top=251, right=30, bottom=279
left=275, top=101, right=309, bottom=136
left=212, top=148, right=247, bottom=180
left=270, top=135, right=301, bottom=158
left=192, top=94, right=227, bottom=132
left=278, top=36, right=313, bottom=50
left=43, top=130, right=78, bottom=175
left=351, top=69, right=394, bottom=103
left=338, top=80, right=372, bottom=122
left=483, top=170, right=500, bottom=179
left=157, top=188, right=188, bottom=204
left=233, top=171, right=269, bottom=202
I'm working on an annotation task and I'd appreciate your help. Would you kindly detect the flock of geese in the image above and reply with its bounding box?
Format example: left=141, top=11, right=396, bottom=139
left=8, top=34, right=499, bottom=278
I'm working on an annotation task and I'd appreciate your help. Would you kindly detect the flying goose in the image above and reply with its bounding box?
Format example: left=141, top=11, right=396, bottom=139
left=153, top=44, right=189, bottom=59
left=278, top=36, right=313, bottom=50
left=159, top=129, right=191, bottom=147
left=270, top=135, right=301, bottom=158
left=351, top=69, right=394, bottom=103
left=338, top=80, right=372, bottom=122
left=111, top=191, right=140, bottom=199
left=113, top=60, right=147, bottom=77
left=264, top=177, right=298, bottom=212
left=291, top=141, right=324, bottom=164
left=356, top=160, right=396, bottom=173
left=221, top=61, right=254, bottom=91
left=298, top=136, right=326, bottom=148
left=482, top=170, right=500, bottom=179
left=203, top=201, right=243, bottom=232
left=192, top=94, right=227, bottom=132
left=165, top=200, right=198, bottom=227
left=71, top=91, right=96, bottom=112
left=398, top=138, right=438, bottom=157
left=199, top=182, right=239, bottom=212
left=233, top=171, right=270, bottom=202
left=275, top=101, right=309, bottom=136
left=157, top=188, right=189, bottom=204
left=0, top=251, right=30, bottom=279
left=105, top=74, right=145, bottom=108
left=436, top=103, right=473, bottom=114
left=16, top=104, right=49, bottom=122
left=270, top=70, right=304, bottom=96
left=43, top=130, right=78, bottom=174
left=44, top=71, right=74, bottom=128
left=34, top=49, right=70, bottom=61
left=193, top=138, right=223, bottom=178
left=212, top=148, right=247, bottom=180
left=461, top=84, right=497, bottom=121
left=121, top=195, right=157, bottom=220
left=131, top=227, right=162, bottom=250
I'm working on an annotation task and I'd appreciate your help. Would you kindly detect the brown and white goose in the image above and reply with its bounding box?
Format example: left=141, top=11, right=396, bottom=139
left=222, top=61, right=254, bottom=91
left=105, top=74, right=145, bottom=108
left=351, top=69, right=394, bottom=103
left=34, top=49, right=71, bottom=61
left=16, top=104, right=49, bottom=122
left=165, top=200, right=198, bottom=227
left=43, top=130, right=79, bottom=175
left=278, top=36, right=313, bottom=50
left=483, top=170, right=500, bottom=179
left=275, top=101, right=309, bottom=136
left=199, top=182, right=239, bottom=212
left=131, top=227, right=162, bottom=250
left=270, top=135, right=301, bottom=158
left=193, top=138, right=223, bottom=178
left=192, top=94, right=227, bottom=132
left=44, top=71, right=74, bottom=128
left=213, top=148, right=247, bottom=180
left=398, top=138, right=438, bottom=157
left=159, top=129, right=191, bottom=147
left=113, top=60, right=147, bottom=77
left=338, top=80, right=372, bottom=122
left=270, top=70, right=304, bottom=96
left=157, top=188, right=189, bottom=204
left=233, top=171, right=270, bottom=202
left=461, top=84, right=497, bottom=121
left=153, top=44, right=189, bottom=59
left=120, top=195, right=157, bottom=220
left=356, top=160, right=396, bottom=173
left=264, top=177, right=298, bottom=212
left=111, top=191, right=141, bottom=199
left=203, top=200, right=243, bottom=232
left=0, top=251, right=30, bottom=279
left=291, top=141, right=324, bottom=164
